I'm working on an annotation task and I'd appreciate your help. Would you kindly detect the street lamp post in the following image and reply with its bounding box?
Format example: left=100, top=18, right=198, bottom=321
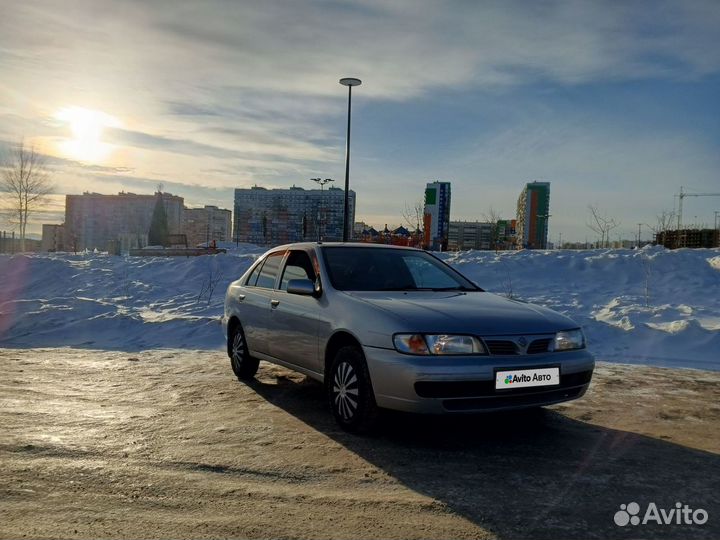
left=311, top=177, right=334, bottom=242
left=339, top=77, right=361, bottom=242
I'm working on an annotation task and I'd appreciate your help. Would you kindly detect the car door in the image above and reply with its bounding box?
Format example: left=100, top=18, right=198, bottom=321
left=240, top=251, right=285, bottom=355
left=268, top=249, right=321, bottom=374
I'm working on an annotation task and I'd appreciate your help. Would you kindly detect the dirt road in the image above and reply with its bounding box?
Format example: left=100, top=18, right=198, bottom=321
left=1, top=348, right=718, bottom=539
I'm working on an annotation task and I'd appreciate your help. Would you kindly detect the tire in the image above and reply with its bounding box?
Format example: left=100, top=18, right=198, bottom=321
left=328, top=345, right=379, bottom=433
left=228, top=322, right=259, bottom=380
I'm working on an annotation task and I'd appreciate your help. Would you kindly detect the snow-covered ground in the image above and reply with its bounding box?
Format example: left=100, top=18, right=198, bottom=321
left=1, top=244, right=718, bottom=370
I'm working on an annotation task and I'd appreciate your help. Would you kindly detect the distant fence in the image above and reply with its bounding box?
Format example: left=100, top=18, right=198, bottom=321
left=0, top=231, right=42, bottom=254
left=0, top=230, right=17, bottom=254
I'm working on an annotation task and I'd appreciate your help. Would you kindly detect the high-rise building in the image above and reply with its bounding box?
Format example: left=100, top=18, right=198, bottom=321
left=516, top=181, right=550, bottom=249
left=233, top=185, right=356, bottom=245
left=423, top=181, right=451, bottom=251
left=64, top=191, right=184, bottom=251
left=183, top=205, right=232, bottom=246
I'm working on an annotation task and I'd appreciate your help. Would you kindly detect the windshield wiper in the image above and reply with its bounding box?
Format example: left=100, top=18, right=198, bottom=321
left=425, top=286, right=480, bottom=291
left=375, top=286, right=481, bottom=292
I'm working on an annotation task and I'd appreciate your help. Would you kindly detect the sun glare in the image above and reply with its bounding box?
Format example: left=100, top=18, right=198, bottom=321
left=55, top=106, right=121, bottom=163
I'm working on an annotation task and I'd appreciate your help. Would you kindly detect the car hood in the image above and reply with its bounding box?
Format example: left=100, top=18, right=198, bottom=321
left=343, top=291, right=577, bottom=335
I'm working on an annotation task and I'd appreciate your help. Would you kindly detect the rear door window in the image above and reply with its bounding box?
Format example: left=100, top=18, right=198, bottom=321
left=245, top=260, right=263, bottom=286
left=254, top=252, right=284, bottom=289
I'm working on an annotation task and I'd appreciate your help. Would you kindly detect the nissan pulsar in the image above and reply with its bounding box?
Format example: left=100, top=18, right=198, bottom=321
left=223, top=243, right=594, bottom=432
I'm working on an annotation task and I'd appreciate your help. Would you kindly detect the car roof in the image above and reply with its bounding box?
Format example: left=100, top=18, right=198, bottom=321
left=267, top=242, right=422, bottom=253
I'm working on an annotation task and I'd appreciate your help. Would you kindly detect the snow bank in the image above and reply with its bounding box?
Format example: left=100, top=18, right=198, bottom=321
left=440, top=246, right=720, bottom=370
left=0, top=244, right=265, bottom=351
left=1, top=245, right=718, bottom=370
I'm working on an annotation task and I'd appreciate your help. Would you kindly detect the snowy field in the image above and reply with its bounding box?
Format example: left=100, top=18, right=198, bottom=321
left=1, top=244, right=718, bottom=370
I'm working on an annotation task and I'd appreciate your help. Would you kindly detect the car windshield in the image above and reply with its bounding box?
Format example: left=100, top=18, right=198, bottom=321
left=322, top=247, right=481, bottom=292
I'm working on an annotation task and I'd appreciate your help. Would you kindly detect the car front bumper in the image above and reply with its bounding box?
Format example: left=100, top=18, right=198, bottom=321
left=362, top=345, right=595, bottom=414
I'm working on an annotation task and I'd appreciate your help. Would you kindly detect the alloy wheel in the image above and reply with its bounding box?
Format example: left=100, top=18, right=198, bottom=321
left=231, top=330, right=245, bottom=365
left=332, top=361, right=359, bottom=420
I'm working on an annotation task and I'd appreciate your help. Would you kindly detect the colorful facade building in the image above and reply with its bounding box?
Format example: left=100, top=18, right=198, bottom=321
left=516, top=181, right=550, bottom=249
left=423, top=181, right=451, bottom=251
left=496, top=219, right=517, bottom=250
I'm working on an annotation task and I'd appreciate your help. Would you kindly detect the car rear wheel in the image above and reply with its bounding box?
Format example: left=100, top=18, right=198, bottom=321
left=328, top=346, right=378, bottom=433
left=229, top=323, right=259, bottom=380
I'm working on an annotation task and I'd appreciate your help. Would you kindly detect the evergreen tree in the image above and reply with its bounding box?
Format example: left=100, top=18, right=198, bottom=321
left=148, top=194, right=170, bottom=246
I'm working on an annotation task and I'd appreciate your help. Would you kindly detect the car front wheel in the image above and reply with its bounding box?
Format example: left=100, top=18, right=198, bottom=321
left=328, top=345, right=378, bottom=433
left=228, top=322, right=259, bottom=380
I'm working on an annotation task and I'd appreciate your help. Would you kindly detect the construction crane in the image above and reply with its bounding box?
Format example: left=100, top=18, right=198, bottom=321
left=677, top=186, right=720, bottom=229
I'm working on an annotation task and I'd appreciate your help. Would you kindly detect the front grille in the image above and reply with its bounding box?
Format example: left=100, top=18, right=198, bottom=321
left=526, top=338, right=552, bottom=354
left=485, top=340, right=518, bottom=355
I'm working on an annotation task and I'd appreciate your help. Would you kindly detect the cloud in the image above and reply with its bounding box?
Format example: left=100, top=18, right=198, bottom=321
left=164, top=102, right=222, bottom=118
left=145, top=0, right=720, bottom=94
left=106, top=126, right=336, bottom=163
left=2, top=0, right=719, bottom=239
left=4, top=1, right=719, bottom=101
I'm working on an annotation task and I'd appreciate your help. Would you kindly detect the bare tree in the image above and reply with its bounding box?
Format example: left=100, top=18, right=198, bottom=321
left=497, top=256, right=515, bottom=299
left=586, top=205, right=620, bottom=248
left=196, top=260, right=225, bottom=305
left=483, top=206, right=502, bottom=251
left=401, top=200, right=424, bottom=232
left=1, top=140, right=54, bottom=250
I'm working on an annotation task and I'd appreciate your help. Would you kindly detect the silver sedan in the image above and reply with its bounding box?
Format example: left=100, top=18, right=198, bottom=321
left=223, top=243, right=594, bottom=432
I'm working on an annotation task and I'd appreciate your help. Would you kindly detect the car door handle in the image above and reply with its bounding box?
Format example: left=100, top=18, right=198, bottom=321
left=270, top=299, right=280, bottom=308
left=237, top=294, right=246, bottom=302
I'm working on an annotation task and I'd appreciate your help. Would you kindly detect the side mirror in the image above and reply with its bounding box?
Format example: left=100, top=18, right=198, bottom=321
left=287, top=278, right=316, bottom=296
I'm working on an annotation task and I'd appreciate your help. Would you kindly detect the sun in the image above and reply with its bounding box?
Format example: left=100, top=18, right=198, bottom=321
left=55, top=106, right=121, bottom=163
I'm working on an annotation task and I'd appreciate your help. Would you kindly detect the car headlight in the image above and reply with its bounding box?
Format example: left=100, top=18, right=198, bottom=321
left=393, top=334, right=486, bottom=355
left=551, top=329, right=585, bottom=351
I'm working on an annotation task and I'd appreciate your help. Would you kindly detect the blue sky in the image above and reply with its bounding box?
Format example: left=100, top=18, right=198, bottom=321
left=1, top=0, right=719, bottom=242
